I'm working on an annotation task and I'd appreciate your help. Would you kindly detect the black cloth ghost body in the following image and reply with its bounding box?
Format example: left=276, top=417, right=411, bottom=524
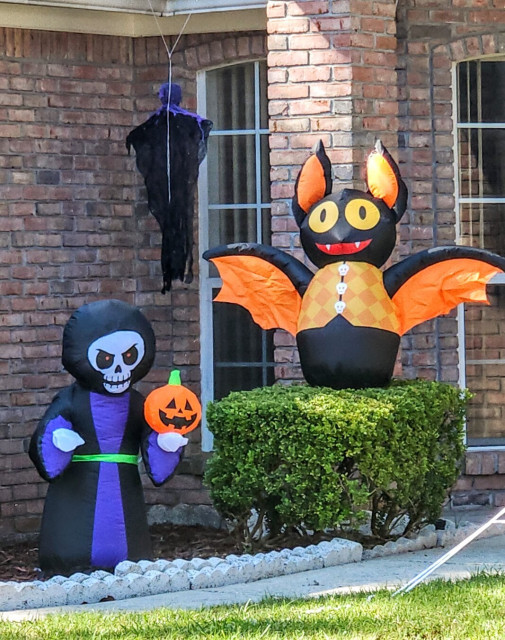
left=126, top=86, right=212, bottom=292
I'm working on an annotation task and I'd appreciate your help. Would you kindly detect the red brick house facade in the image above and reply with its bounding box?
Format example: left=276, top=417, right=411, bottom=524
left=0, top=0, right=504, bottom=540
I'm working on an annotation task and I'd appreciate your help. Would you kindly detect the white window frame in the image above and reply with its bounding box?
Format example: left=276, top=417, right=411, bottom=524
left=198, top=60, right=270, bottom=451
left=454, top=56, right=505, bottom=450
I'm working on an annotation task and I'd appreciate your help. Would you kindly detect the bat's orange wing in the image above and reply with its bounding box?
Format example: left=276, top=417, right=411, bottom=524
left=392, top=257, right=503, bottom=336
left=209, top=254, right=303, bottom=336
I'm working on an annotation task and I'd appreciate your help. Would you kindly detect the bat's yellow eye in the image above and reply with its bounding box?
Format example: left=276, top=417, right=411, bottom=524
left=344, top=199, right=380, bottom=231
left=308, top=202, right=339, bottom=234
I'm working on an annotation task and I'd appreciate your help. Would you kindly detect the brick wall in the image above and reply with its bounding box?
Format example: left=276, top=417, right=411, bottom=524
left=0, top=29, right=140, bottom=539
left=0, top=27, right=266, bottom=540
left=397, top=4, right=505, bottom=507
left=453, top=451, right=505, bottom=508
left=267, top=0, right=505, bottom=507
left=267, top=0, right=401, bottom=382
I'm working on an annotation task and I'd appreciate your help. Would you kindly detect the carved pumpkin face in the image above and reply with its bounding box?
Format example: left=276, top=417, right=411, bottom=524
left=144, top=370, right=202, bottom=435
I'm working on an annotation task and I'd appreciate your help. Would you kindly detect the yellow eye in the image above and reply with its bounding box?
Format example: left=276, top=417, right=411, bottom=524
left=308, top=202, right=339, bottom=234
left=344, top=199, right=380, bottom=231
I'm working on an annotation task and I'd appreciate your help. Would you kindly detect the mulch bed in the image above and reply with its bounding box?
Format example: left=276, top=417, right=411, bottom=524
left=0, top=524, right=243, bottom=583
left=0, top=524, right=383, bottom=584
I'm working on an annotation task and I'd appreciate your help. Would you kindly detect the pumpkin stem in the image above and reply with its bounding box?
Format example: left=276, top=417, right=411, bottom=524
left=168, top=370, right=182, bottom=386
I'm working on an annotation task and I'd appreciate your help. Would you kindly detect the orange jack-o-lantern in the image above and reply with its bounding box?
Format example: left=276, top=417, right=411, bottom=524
left=144, top=370, right=202, bottom=435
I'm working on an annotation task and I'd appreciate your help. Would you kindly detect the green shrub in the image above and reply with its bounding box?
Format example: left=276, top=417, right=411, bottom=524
left=204, top=380, right=468, bottom=546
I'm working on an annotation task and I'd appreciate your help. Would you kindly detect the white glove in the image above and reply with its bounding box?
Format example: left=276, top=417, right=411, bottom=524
left=157, top=432, right=188, bottom=453
left=52, top=428, right=85, bottom=453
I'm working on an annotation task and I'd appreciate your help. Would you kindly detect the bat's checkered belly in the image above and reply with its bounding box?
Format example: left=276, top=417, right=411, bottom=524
left=297, top=262, right=400, bottom=334
left=296, top=262, right=400, bottom=389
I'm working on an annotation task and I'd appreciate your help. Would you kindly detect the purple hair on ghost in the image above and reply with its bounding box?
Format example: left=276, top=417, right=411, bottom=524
left=158, top=82, right=182, bottom=107
left=156, top=82, right=207, bottom=138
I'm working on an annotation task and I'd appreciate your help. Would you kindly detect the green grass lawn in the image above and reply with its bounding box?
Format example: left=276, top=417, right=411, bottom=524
left=3, top=573, right=505, bottom=639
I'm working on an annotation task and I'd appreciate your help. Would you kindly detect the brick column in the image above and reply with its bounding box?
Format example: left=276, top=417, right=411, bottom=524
left=267, top=0, right=400, bottom=381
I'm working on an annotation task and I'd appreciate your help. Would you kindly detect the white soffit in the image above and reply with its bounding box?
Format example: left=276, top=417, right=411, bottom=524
left=0, top=1, right=266, bottom=36
left=166, top=0, right=266, bottom=13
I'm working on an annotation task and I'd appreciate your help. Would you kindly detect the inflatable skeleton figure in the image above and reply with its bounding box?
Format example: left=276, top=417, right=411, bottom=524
left=30, top=300, right=185, bottom=573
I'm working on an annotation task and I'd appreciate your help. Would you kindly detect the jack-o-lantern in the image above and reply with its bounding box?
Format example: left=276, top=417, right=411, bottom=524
left=144, top=370, right=201, bottom=435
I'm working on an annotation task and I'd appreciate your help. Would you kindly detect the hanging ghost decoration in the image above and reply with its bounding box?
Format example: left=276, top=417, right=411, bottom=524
left=127, top=83, right=213, bottom=293
left=204, top=140, right=505, bottom=389
left=29, top=300, right=186, bottom=574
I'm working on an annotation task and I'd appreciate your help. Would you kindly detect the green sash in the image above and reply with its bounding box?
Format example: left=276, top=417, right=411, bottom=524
left=71, top=454, right=139, bottom=465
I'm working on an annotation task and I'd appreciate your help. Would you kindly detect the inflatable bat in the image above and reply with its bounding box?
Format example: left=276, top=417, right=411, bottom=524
left=29, top=300, right=186, bottom=573
left=204, top=141, right=505, bottom=389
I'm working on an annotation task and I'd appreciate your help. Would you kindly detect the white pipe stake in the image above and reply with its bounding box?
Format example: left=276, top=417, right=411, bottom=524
left=393, top=506, right=505, bottom=596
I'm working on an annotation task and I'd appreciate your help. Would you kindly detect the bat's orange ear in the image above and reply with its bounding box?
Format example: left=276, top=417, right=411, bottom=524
left=366, top=140, right=407, bottom=221
left=292, top=141, right=332, bottom=225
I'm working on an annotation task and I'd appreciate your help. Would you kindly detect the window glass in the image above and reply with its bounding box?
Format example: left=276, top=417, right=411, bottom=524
left=208, top=208, right=259, bottom=248
left=207, top=136, right=258, bottom=205
left=202, top=60, right=274, bottom=412
left=458, top=61, right=505, bottom=124
left=214, top=366, right=275, bottom=402
left=457, top=60, right=505, bottom=445
left=206, top=64, right=256, bottom=130
left=458, top=129, right=505, bottom=198
left=212, top=298, right=275, bottom=401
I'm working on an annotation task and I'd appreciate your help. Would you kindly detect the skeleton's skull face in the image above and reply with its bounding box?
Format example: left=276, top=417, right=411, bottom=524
left=62, top=300, right=155, bottom=394
left=87, top=331, right=145, bottom=394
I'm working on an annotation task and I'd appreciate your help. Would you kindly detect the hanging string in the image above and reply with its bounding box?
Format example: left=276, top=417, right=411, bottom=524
left=145, top=0, right=193, bottom=205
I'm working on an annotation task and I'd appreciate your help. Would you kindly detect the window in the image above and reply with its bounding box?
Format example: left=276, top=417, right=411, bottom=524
left=456, top=59, right=505, bottom=446
left=199, top=61, right=274, bottom=450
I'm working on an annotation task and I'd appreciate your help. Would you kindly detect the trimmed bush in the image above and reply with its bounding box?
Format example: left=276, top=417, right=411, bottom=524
left=205, top=380, right=468, bottom=546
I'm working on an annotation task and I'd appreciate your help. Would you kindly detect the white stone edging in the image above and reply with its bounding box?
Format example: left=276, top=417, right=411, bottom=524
left=0, top=519, right=499, bottom=612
